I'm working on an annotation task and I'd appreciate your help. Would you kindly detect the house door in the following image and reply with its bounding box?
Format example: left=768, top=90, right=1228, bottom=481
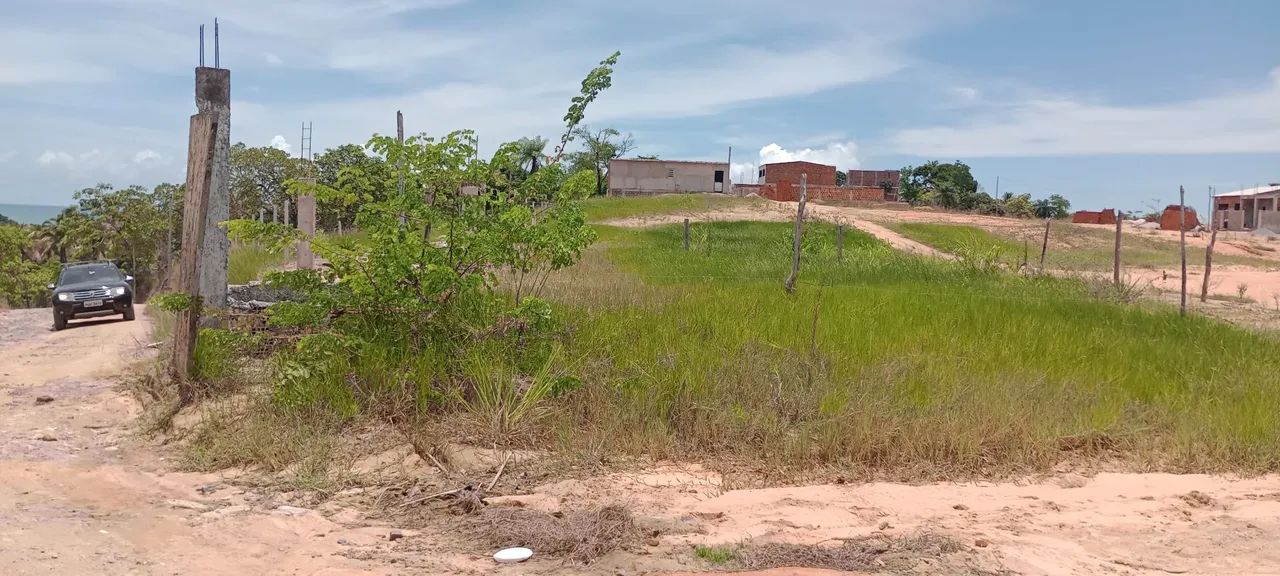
left=714, top=170, right=725, bottom=193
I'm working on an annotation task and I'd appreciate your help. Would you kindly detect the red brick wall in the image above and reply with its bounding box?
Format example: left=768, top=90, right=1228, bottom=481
left=847, top=169, right=900, bottom=200
left=763, top=161, right=837, bottom=187
left=1159, top=205, right=1200, bottom=231
left=754, top=183, right=884, bottom=203
left=1072, top=211, right=1102, bottom=224
left=1072, top=209, right=1118, bottom=225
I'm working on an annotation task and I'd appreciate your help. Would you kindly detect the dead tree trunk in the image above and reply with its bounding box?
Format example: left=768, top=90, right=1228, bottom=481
left=1201, top=206, right=1218, bottom=303
left=1039, top=218, right=1051, bottom=270
left=784, top=174, right=808, bottom=294
left=172, top=113, right=218, bottom=403
left=1179, top=185, right=1188, bottom=316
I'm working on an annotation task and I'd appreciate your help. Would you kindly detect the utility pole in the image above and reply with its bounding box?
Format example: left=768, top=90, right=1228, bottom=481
left=195, top=21, right=230, bottom=315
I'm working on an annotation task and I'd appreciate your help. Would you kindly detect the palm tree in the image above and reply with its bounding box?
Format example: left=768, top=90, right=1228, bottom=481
left=514, top=137, right=548, bottom=177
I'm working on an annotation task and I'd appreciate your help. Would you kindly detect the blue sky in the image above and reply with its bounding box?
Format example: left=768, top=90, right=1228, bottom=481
left=1, top=0, right=1277, bottom=213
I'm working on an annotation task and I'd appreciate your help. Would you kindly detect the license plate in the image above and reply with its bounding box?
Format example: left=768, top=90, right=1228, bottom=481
left=83, top=300, right=104, bottom=308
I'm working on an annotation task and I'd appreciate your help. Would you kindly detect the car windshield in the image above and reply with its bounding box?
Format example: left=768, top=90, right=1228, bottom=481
left=60, top=265, right=121, bottom=285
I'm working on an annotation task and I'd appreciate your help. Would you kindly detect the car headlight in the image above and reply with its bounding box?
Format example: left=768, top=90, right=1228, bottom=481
left=57, top=293, right=72, bottom=302
left=111, top=286, right=126, bottom=296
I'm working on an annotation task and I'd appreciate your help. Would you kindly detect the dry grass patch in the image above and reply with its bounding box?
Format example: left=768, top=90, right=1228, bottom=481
left=731, top=532, right=1003, bottom=574
left=473, top=505, right=636, bottom=565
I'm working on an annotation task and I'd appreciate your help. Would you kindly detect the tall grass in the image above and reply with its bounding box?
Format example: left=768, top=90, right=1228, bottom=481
left=534, top=221, right=1280, bottom=476
left=228, top=243, right=291, bottom=284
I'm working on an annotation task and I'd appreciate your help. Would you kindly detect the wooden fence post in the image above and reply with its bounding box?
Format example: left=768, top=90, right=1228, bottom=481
left=171, top=113, right=218, bottom=403
left=837, top=224, right=844, bottom=261
left=1179, top=185, right=1187, bottom=316
left=1201, top=205, right=1218, bottom=303
left=1039, top=218, right=1051, bottom=269
left=784, top=174, right=808, bottom=293
left=683, top=218, right=690, bottom=251
left=1113, top=211, right=1123, bottom=285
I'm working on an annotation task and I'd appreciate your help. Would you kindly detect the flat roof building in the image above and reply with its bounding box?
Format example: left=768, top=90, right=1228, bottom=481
left=607, top=159, right=729, bottom=196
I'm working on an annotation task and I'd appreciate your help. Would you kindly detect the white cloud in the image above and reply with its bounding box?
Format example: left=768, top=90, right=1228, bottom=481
left=37, top=150, right=74, bottom=167
left=270, top=135, right=291, bottom=152
left=731, top=141, right=860, bottom=184
left=889, top=68, right=1280, bottom=157
left=264, top=52, right=284, bottom=66
left=133, top=149, right=162, bottom=164
left=0, top=151, right=18, bottom=164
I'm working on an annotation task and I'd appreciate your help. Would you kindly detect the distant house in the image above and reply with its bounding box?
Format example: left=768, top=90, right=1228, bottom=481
left=1213, top=184, right=1280, bottom=231
left=758, top=161, right=838, bottom=187
left=607, top=159, right=729, bottom=196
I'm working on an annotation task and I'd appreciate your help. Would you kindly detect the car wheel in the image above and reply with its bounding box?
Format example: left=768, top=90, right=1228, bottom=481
left=123, top=307, right=136, bottom=321
left=53, top=312, right=67, bottom=331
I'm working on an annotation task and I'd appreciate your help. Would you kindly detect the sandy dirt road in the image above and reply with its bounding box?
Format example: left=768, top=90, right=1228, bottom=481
left=0, top=307, right=392, bottom=576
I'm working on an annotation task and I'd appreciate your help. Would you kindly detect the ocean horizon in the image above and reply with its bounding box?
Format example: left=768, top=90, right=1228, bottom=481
left=0, top=203, right=68, bottom=225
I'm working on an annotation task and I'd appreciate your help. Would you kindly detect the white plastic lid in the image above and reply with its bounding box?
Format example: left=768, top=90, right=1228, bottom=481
left=493, top=547, right=534, bottom=563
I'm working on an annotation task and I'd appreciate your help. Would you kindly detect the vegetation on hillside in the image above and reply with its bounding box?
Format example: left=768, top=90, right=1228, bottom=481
left=900, top=160, right=1070, bottom=218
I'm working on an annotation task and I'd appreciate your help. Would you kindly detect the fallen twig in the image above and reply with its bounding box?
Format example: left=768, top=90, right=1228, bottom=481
left=486, top=452, right=511, bottom=492
left=398, top=488, right=461, bottom=509
left=1112, top=559, right=1189, bottom=574
left=425, top=453, right=452, bottom=478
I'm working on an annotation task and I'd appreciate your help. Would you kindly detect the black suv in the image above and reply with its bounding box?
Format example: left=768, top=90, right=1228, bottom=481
left=48, top=261, right=135, bottom=330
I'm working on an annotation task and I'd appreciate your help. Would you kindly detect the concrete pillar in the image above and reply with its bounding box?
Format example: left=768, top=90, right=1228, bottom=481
left=296, top=192, right=316, bottom=270
left=284, top=197, right=291, bottom=227
left=195, top=67, right=230, bottom=309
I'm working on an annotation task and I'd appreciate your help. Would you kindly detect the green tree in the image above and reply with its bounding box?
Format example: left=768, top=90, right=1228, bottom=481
left=566, top=126, right=634, bottom=196
left=224, top=51, right=622, bottom=415
left=899, top=161, right=980, bottom=208
left=313, top=144, right=388, bottom=231
left=230, top=144, right=303, bottom=220
left=1002, top=193, right=1035, bottom=218
left=835, top=171, right=848, bottom=187
left=0, top=225, right=57, bottom=307
left=514, top=137, right=548, bottom=177
left=0, top=212, right=16, bottom=226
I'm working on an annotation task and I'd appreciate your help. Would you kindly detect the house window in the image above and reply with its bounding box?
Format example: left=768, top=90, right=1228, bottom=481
left=1218, top=203, right=1229, bottom=211
left=713, top=170, right=724, bottom=183
left=667, top=169, right=675, bottom=178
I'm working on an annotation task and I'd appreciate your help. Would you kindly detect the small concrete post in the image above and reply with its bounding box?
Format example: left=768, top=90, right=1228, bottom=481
left=283, top=197, right=291, bottom=227
left=195, top=67, right=230, bottom=313
left=296, top=192, right=316, bottom=270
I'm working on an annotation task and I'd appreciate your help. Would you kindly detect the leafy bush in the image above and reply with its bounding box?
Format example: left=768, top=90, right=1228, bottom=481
left=223, top=53, right=623, bottom=426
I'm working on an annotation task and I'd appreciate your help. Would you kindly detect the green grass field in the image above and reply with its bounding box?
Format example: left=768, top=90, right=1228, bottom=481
left=228, top=243, right=290, bottom=284
left=536, top=220, right=1280, bottom=476
left=892, top=222, right=1278, bottom=272
left=582, top=194, right=760, bottom=223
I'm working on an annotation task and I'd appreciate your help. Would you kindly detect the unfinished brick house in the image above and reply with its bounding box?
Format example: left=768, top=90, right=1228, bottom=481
left=1071, top=209, right=1117, bottom=225
left=847, top=169, right=901, bottom=201
left=739, top=161, right=892, bottom=203
left=1159, top=205, right=1200, bottom=231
